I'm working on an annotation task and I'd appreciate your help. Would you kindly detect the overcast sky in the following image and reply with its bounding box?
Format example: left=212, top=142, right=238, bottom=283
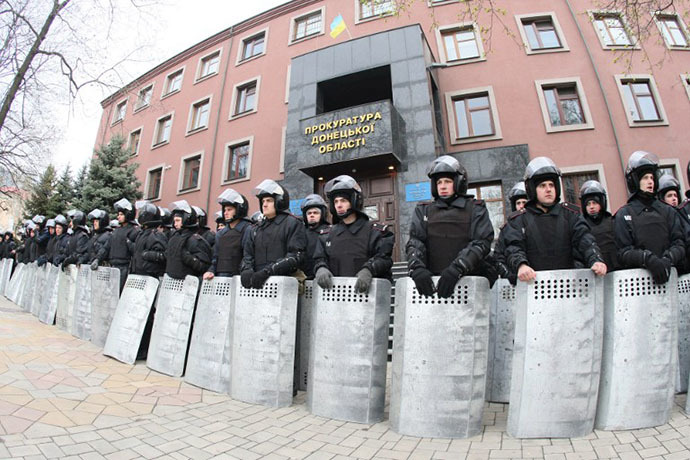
left=52, top=0, right=286, bottom=174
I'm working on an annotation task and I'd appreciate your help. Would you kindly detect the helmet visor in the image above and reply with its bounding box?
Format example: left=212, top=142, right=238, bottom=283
left=218, top=188, right=245, bottom=206
left=426, top=155, right=460, bottom=177
left=525, top=156, right=560, bottom=180
left=170, top=200, right=192, bottom=214
left=324, top=175, right=361, bottom=195
left=114, top=198, right=133, bottom=211
left=579, top=180, right=606, bottom=197
left=253, top=179, right=284, bottom=197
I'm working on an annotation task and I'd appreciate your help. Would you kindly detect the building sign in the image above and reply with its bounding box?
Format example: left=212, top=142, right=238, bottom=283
left=289, top=199, right=304, bottom=216
left=405, top=182, right=432, bottom=202
left=304, top=112, right=383, bottom=155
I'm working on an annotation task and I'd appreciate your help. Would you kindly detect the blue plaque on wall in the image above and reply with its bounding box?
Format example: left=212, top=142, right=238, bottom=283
left=289, top=199, right=304, bottom=216
left=405, top=182, right=432, bottom=202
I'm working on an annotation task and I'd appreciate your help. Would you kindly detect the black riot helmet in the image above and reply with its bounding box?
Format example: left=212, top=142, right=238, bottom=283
left=579, top=180, right=608, bottom=215
left=508, top=182, right=528, bottom=212
left=253, top=179, right=290, bottom=212
left=214, top=211, right=223, bottom=225
left=114, top=198, right=136, bottom=222
left=300, top=194, right=328, bottom=226
left=170, top=200, right=198, bottom=228
left=625, top=150, right=659, bottom=194
left=250, top=211, right=263, bottom=224
left=135, top=200, right=161, bottom=227
left=658, top=174, right=681, bottom=202
left=159, top=207, right=172, bottom=228
left=54, top=214, right=68, bottom=229
left=217, top=188, right=249, bottom=222
left=87, top=209, right=110, bottom=231
left=191, top=206, right=208, bottom=228
left=524, top=156, right=562, bottom=203
left=70, top=210, right=88, bottom=230
left=45, top=219, right=55, bottom=229
left=426, top=155, right=468, bottom=199
left=324, top=175, right=363, bottom=222
left=32, top=215, right=46, bottom=229
left=686, top=160, right=690, bottom=199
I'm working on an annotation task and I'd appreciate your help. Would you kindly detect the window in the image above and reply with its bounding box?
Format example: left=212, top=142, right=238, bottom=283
left=516, top=13, right=569, bottom=54
left=146, top=167, right=163, bottom=200
left=359, top=0, right=394, bottom=21
left=535, top=78, right=594, bottom=133
left=655, top=14, right=689, bottom=48
left=466, top=182, right=504, bottom=238
left=225, top=142, right=250, bottom=182
left=591, top=12, right=634, bottom=47
left=428, top=0, right=458, bottom=5
left=188, top=98, right=210, bottom=133
left=445, top=87, right=502, bottom=144
left=437, top=24, right=484, bottom=64
left=163, top=69, right=183, bottom=96
left=682, top=74, right=690, bottom=101
left=112, top=100, right=126, bottom=124
left=180, top=154, right=202, bottom=192
left=232, top=80, right=258, bottom=117
left=153, top=114, right=173, bottom=147
left=562, top=171, right=599, bottom=205
left=135, top=85, right=153, bottom=110
left=128, top=129, right=142, bottom=156
left=291, top=9, right=323, bottom=42
left=198, top=50, right=220, bottom=80
left=240, top=32, right=266, bottom=62
left=615, top=75, right=668, bottom=126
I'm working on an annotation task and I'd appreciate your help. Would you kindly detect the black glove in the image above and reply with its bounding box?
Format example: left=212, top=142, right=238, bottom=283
left=251, top=268, right=271, bottom=289
left=182, top=250, right=205, bottom=273
left=90, top=259, right=99, bottom=271
left=315, top=267, right=333, bottom=289
left=240, top=270, right=253, bottom=289
left=354, top=268, right=373, bottom=293
left=646, top=255, right=672, bottom=284
left=36, top=256, right=46, bottom=267
left=508, top=272, right=517, bottom=286
left=436, top=264, right=462, bottom=298
left=142, top=251, right=155, bottom=262
left=410, top=267, right=435, bottom=297
left=60, top=260, right=69, bottom=272
left=496, top=261, right=510, bottom=279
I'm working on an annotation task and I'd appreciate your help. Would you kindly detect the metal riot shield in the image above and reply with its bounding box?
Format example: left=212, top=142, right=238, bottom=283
left=5, top=262, right=24, bottom=304
left=90, top=267, right=121, bottom=348
left=390, top=276, right=490, bottom=438
left=56, top=265, right=78, bottom=332
left=0, top=258, right=12, bottom=295
left=103, top=275, right=160, bottom=365
left=184, top=277, right=235, bottom=393
left=507, top=269, right=604, bottom=439
left=19, top=262, right=37, bottom=311
left=485, top=279, right=517, bottom=403
left=146, top=275, right=200, bottom=377
left=308, top=278, right=391, bottom=423
left=595, top=269, right=678, bottom=430
left=297, top=281, right=315, bottom=392
left=230, top=276, right=299, bottom=408
left=676, top=274, right=690, bottom=393
left=71, top=265, right=92, bottom=340
left=30, top=264, right=47, bottom=316
left=38, top=265, right=60, bottom=325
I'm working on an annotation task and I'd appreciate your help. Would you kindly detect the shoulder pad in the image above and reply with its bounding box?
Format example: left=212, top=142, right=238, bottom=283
left=562, top=202, right=581, bottom=213
left=318, top=226, right=331, bottom=235
left=372, top=223, right=389, bottom=232
left=508, top=208, right=525, bottom=220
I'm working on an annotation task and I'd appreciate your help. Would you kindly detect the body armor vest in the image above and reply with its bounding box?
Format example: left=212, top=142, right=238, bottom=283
left=110, top=225, right=135, bottom=266
left=523, top=209, right=575, bottom=271
left=166, top=230, right=192, bottom=280
left=132, top=229, right=165, bottom=278
left=589, top=216, right=618, bottom=270
left=216, top=227, right=244, bottom=275
left=426, top=202, right=472, bottom=274
left=252, top=218, right=289, bottom=271
left=628, top=206, right=670, bottom=258
left=328, top=220, right=371, bottom=277
left=305, top=224, right=328, bottom=278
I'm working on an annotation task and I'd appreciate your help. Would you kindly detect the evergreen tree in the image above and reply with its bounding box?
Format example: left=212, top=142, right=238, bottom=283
left=52, top=165, right=74, bottom=215
left=24, top=165, right=58, bottom=218
left=72, top=162, right=89, bottom=211
left=81, top=136, right=142, bottom=213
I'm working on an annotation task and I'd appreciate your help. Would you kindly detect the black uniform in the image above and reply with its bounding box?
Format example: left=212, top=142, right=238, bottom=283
left=88, top=229, right=112, bottom=266
left=131, top=228, right=168, bottom=278
left=26, top=235, right=37, bottom=263
left=199, top=228, right=215, bottom=249
left=109, top=224, right=141, bottom=290
left=304, top=223, right=330, bottom=279
left=35, top=229, right=49, bottom=259
left=165, top=228, right=212, bottom=279
left=53, top=233, right=71, bottom=266
left=63, top=228, right=90, bottom=266
left=209, top=220, right=251, bottom=276
left=314, top=214, right=394, bottom=279
left=3, top=237, right=16, bottom=260
left=45, top=234, right=57, bottom=264
left=504, top=202, right=604, bottom=273
left=585, top=211, right=619, bottom=272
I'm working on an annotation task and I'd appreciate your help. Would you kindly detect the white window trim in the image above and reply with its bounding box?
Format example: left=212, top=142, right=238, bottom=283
left=354, top=0, right=395, bottom=24
left=229, top=76, right=261, bottom=120
left=285, top=65, right=291, bottom=104
left=280, top=126, right=287, bottom=174
left=127, top=126, right=144, bottom=156
left=221, top=136, right=254, bottom=185
left=177, top=151, right=204, bottom=195
left=133, top=83, right=155, bottom=113
left=614, top=74, right=669, bottom=127
left=288, top=6, right=326, bottom=45
left=195, top=48, right=222, bottom=83
left=444, top=86, right=502, bottom=145
left=151, top=111, right=175, bottom=149
left=435, top=22, right=486, bottom=65
left=514, top=12, right=570, bottom=55
left=682, top=74, right=690, bottom=101
left=653, top=12, right=690, bottom=50
left=144, top=163, right=166, bottom=202
left=236, top=28, right=269, bottom=66
left=587, top=10, right=640, bottom=50
left=427, top=0, right=459, bottom=6
left=111, top=97, right=128, bottom=126
left=185, top=95, right=213, bottom=135
left=659, top=158, right=687, bottom=192
left=559, top=164, right=608, bottom=211
left=161, top=66, right=185, bottom=100
left=534, top=77, right=594, bottom=133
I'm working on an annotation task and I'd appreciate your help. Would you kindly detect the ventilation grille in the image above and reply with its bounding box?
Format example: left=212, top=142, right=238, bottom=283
left=617, top=275, right=667, bottom=297
left=125, top=277, right=147, bottom=291
left=78, top=268, right=89, bottom=280
left=95, top=270, right=110, bottom=282
left=162, top=276, right=185, bottom=292
left=501, top=285, right=516, bottom=301
left=532, top=277, right=589, bottom=300
left=679, top=278, right=690, bottom=294
left=411, top=284, right=469, bottom=305
left=201, top=279, right=233, bottom=297
left=303, top=283, right=313, bottom=300
left=238, top=282, right=279, bottom=298
left=321, top=284, right=369, bottom=303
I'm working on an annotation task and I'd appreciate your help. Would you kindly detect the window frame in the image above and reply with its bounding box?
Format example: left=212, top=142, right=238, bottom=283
left=134, top=84, right=154, bottom=112
left=466, top=181, right=506, bottom=238
left=195, top=48, right=222, bottom=82
left=236, top=28, right=269, bottom=65
left=535, top=77, right=594, bottom=133
left=111, top=98, right=128, bottom=125
left=144, top=164, right=165, bottom=202
left=127, top=127, right=143, bottom=156
left=151, top=112, right=174, bottom=149
left=515, top=12, right=569, bottom=55
left=186, top=95, right=212, bottom=135
left=427, top=0, right=459, bottom=6
left=444, top=86, right=502, bottom=145
left=177, top=151, right=204, bottom=195
left=559, top=164, right=608, bottom=210
left=355, top=0, right=395, bottom=24
left=614, top=74, right=668, bottom=127
left=659, top=158, right=688, bottom=192
left=288, top=6, right=325, bottom=45
left=653, top=13, right=690, bottom=50
left=162, top=67, right=185, bottom=99
left=682, top=74, right=690, bottom=102
left=229, top=76, right=261, bottom=120
left=435, top=22, right=486, bottom=65
left=221, top=136, right=253, bottom=185
left=588, top=11, right=639, bottom=49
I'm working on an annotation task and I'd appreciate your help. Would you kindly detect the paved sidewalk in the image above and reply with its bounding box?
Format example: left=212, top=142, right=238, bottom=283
left=1, top=297, right=689, bottom=460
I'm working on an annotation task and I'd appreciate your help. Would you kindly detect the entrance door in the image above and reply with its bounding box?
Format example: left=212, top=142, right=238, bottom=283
left=359, top=174, right=400, bottom=262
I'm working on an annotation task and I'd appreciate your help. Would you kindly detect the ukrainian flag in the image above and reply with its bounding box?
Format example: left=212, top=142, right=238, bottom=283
left=330, top=14, right=346, bottom=38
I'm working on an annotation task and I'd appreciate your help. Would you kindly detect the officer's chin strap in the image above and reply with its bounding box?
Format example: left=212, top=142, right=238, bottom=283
left=337, top=208, right=355, bottom=221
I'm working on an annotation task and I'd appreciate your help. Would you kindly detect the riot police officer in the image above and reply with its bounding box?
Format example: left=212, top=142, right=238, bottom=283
left=203, top=189, right=251, bottom=280
left=86, top=209, right=112, bottom=270
left=580, top=180, right=619, bottom=272
left=2, top=231, right=16, bottom=261
left=51, top=216, right=69, bottom=266
left=313, top=175, right=394, bottom=293
left=61, top=211, right=90, bottom=268
left=503, top=157, right=607, bottom=281
left=615, top=152, right=685, bottom=284
left=300, top=194, right=331, bottom=279
left=240, top=180, right=306, bottom=289
left=192, top=206, right=215, bottom=248
left=32, top=215, right=49, bottom=262
left=493, top=182, right=527, bottom=283
left=131, top=201, right=168, bottom=278
left=659, top=174, right=682, bottom=208
left=214, top=211, right=225, bottom=231
left=158, top=207, right=172, bottom=239
left=406, top=156, right=494, bottom=297
left=165, top=200, right=212, bottom=279
left=42, top=219, right=56, bottom=266
left=110, top=198, right=141, bottom=290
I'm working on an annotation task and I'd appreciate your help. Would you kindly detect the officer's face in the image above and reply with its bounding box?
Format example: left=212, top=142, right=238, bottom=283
left=223, top=205, right=236, bottom=221
left=334, top=197, right=351, bottom=215
left=515, top=198, right=528, bottom=211
left=55, top=225, right=63, bottom=236
left=639, top=173, right=655, bottom=193
left=436, top=177, right=455, bottom=198
left=536, top=180, right=556, bottom=205
left=586, top=200, right=602, bottom=216
left=48, top=227, right=54, bottom=235
left=217, top=222, right=226, bottom=230
left=664, top=190, right=679, bottom=207
left=117, top=211, right=126, bottom=224
left=93, top=220, right=100, bottom=231
left=306, top=208, right=321, bottom=224
left=173, top=216, right=183, bottom=229
left=262, top=197, right=276, bottom=218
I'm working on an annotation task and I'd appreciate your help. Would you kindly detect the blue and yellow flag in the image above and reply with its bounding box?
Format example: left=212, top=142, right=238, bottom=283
left=330, top=14, right=346, bottom=38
